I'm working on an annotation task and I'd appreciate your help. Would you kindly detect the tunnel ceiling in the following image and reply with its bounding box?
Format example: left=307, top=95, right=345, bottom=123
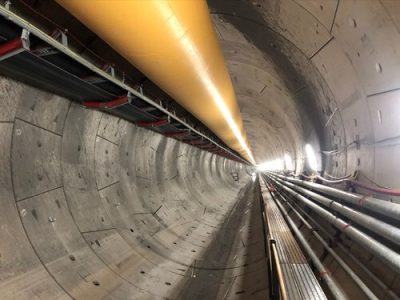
left=6, top=0, right=400, bottom=183
left=208, top=0, right=400, bottom=188
left=208, top=0, right=341, bottom=167
left=1, top=1, right=400, bottom=299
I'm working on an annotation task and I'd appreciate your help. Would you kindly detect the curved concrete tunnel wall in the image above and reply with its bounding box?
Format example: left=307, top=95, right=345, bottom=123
left=209, top=0, right=400, bottom=185
left=1, top=0, right=400, bottom=299
left=0, top=78, right=267, bottom=299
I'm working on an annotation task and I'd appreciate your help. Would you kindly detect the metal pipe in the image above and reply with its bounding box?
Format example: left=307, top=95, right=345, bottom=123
left=266, top=175, right=400, bottom=273
left=0, top=5, right=248, bottom=165
left=271, top=241, right=288, bottom=300
left=267, top=179, right=378, bottom=300
left=269, top=174, right=400, bottom=246
left=272, top=173, right=400, bottom=220
left=56, top=0, right=254, bottom=163
left=275, top=185, right=400, bottom=300
left=271, top=191, right=348, bottom=299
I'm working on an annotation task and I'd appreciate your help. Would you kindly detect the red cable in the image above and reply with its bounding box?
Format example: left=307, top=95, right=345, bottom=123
left=350, top=180, right=400, bottom=197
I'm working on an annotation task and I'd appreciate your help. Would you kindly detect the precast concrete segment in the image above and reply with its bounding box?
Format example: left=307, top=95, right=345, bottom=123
left=0, top=76, right=271, bottom=299
left=177, top=181, right=269, bottom=299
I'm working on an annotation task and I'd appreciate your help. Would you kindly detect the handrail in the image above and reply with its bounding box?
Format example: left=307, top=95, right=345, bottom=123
left=260, top=177, right=288, bottom=300
left=270, top=240, right=288, bottom=300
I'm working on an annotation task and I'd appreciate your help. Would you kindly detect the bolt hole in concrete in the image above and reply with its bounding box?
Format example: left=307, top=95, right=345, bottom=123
left=349, top=18, right=357, bottom=28
left=376, top=63, right=383, bottom=73
left=92, top=281, right=100, bottom=286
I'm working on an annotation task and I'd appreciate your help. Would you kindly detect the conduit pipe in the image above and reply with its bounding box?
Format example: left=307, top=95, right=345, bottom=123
left=266, top=179, right=378, bottom=300
left=315, top=173, right=400, bottom=197
left=266, top=175, right=400, bottom=273
left=270, top=191, right=348, bottom=300
left=275, top=186, right=400, bottom=300
left=56, top=0, right=255, bottom=163
left=272, top=173, right=400, bottom=221
left=269, top=174, right=400, bottom=246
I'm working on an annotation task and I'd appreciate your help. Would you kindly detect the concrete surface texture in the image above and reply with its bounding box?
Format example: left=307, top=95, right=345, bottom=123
left=0, top=77, right=270, bottom=299
left=1, top=0, right=400, bottom=299
left=209, top=0, right=400, bottom=188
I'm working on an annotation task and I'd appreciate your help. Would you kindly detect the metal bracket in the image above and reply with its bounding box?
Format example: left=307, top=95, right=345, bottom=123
left=102, top=63, right=115, bottom=77
left=0, top=28, right=30, bottom=61
left=51, top=29, right=68, bottom=47
left=83, top=95, right=129, bottom=109
left=4, top=0, right=11, bottom=10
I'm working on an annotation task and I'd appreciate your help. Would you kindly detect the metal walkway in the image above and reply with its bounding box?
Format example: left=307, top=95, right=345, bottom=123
left=260, top=179, right=327, bottom=300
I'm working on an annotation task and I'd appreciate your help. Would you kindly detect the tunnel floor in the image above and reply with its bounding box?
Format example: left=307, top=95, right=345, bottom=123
left=177, top=181, right=269, bottom=299
left=0, top=77, right=268, bottom=300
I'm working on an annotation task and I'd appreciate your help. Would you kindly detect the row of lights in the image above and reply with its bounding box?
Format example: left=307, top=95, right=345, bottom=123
left=256, top=144, right=318, bottom=172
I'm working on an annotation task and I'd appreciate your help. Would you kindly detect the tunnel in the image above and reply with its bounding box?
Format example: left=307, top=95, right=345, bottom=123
left=0, top=1, right=399, bottom=299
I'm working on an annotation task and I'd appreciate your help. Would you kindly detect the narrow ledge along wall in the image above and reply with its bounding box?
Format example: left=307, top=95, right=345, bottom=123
left=0, top=76, right=270, bottom=299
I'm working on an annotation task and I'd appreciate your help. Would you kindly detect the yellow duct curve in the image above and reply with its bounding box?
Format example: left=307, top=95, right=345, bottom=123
left=57, top=0, right=255, bottom=164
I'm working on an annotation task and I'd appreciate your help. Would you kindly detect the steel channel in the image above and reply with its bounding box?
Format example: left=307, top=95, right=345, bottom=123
left=271, top=192, right=348, bottom=300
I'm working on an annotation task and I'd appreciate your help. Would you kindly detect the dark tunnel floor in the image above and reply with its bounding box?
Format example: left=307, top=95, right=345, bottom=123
left=176, top=181, right=269, bottom=300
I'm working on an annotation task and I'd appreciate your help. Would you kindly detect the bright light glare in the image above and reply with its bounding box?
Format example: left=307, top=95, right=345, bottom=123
left=284, top=153, right=294, bottom=171
left=251, top=172, right=257, bottom=182
left=256, top=159, right=284, bottom=172
left=305, top=144, right=318, bottom=171
left=157, top=3, right=255, bottom=164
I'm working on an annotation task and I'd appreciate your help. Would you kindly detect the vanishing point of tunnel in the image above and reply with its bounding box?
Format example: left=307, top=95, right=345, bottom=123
left=0, top=1, right=400, bottom=299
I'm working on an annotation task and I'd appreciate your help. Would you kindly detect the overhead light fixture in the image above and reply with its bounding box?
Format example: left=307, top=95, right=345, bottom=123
left=305, top=144, right=318, bottom=171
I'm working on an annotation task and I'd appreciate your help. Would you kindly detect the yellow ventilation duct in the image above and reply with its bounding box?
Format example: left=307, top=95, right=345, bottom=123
left=57, top=0, right=255, bottom=163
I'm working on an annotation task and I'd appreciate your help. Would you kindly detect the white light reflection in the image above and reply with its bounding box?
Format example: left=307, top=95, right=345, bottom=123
left=156, top=3, right=255, bottom=164
left=251, top=172, right=257, bottom=182
left=305, top=144, right=318, bottom=171
left=256, top=159, right=284, bottom=172
left=284, top=153, right=294, bottom=171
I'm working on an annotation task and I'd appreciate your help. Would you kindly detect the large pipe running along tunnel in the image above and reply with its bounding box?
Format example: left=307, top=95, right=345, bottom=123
left=0, top=1, right=400, bottom=299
